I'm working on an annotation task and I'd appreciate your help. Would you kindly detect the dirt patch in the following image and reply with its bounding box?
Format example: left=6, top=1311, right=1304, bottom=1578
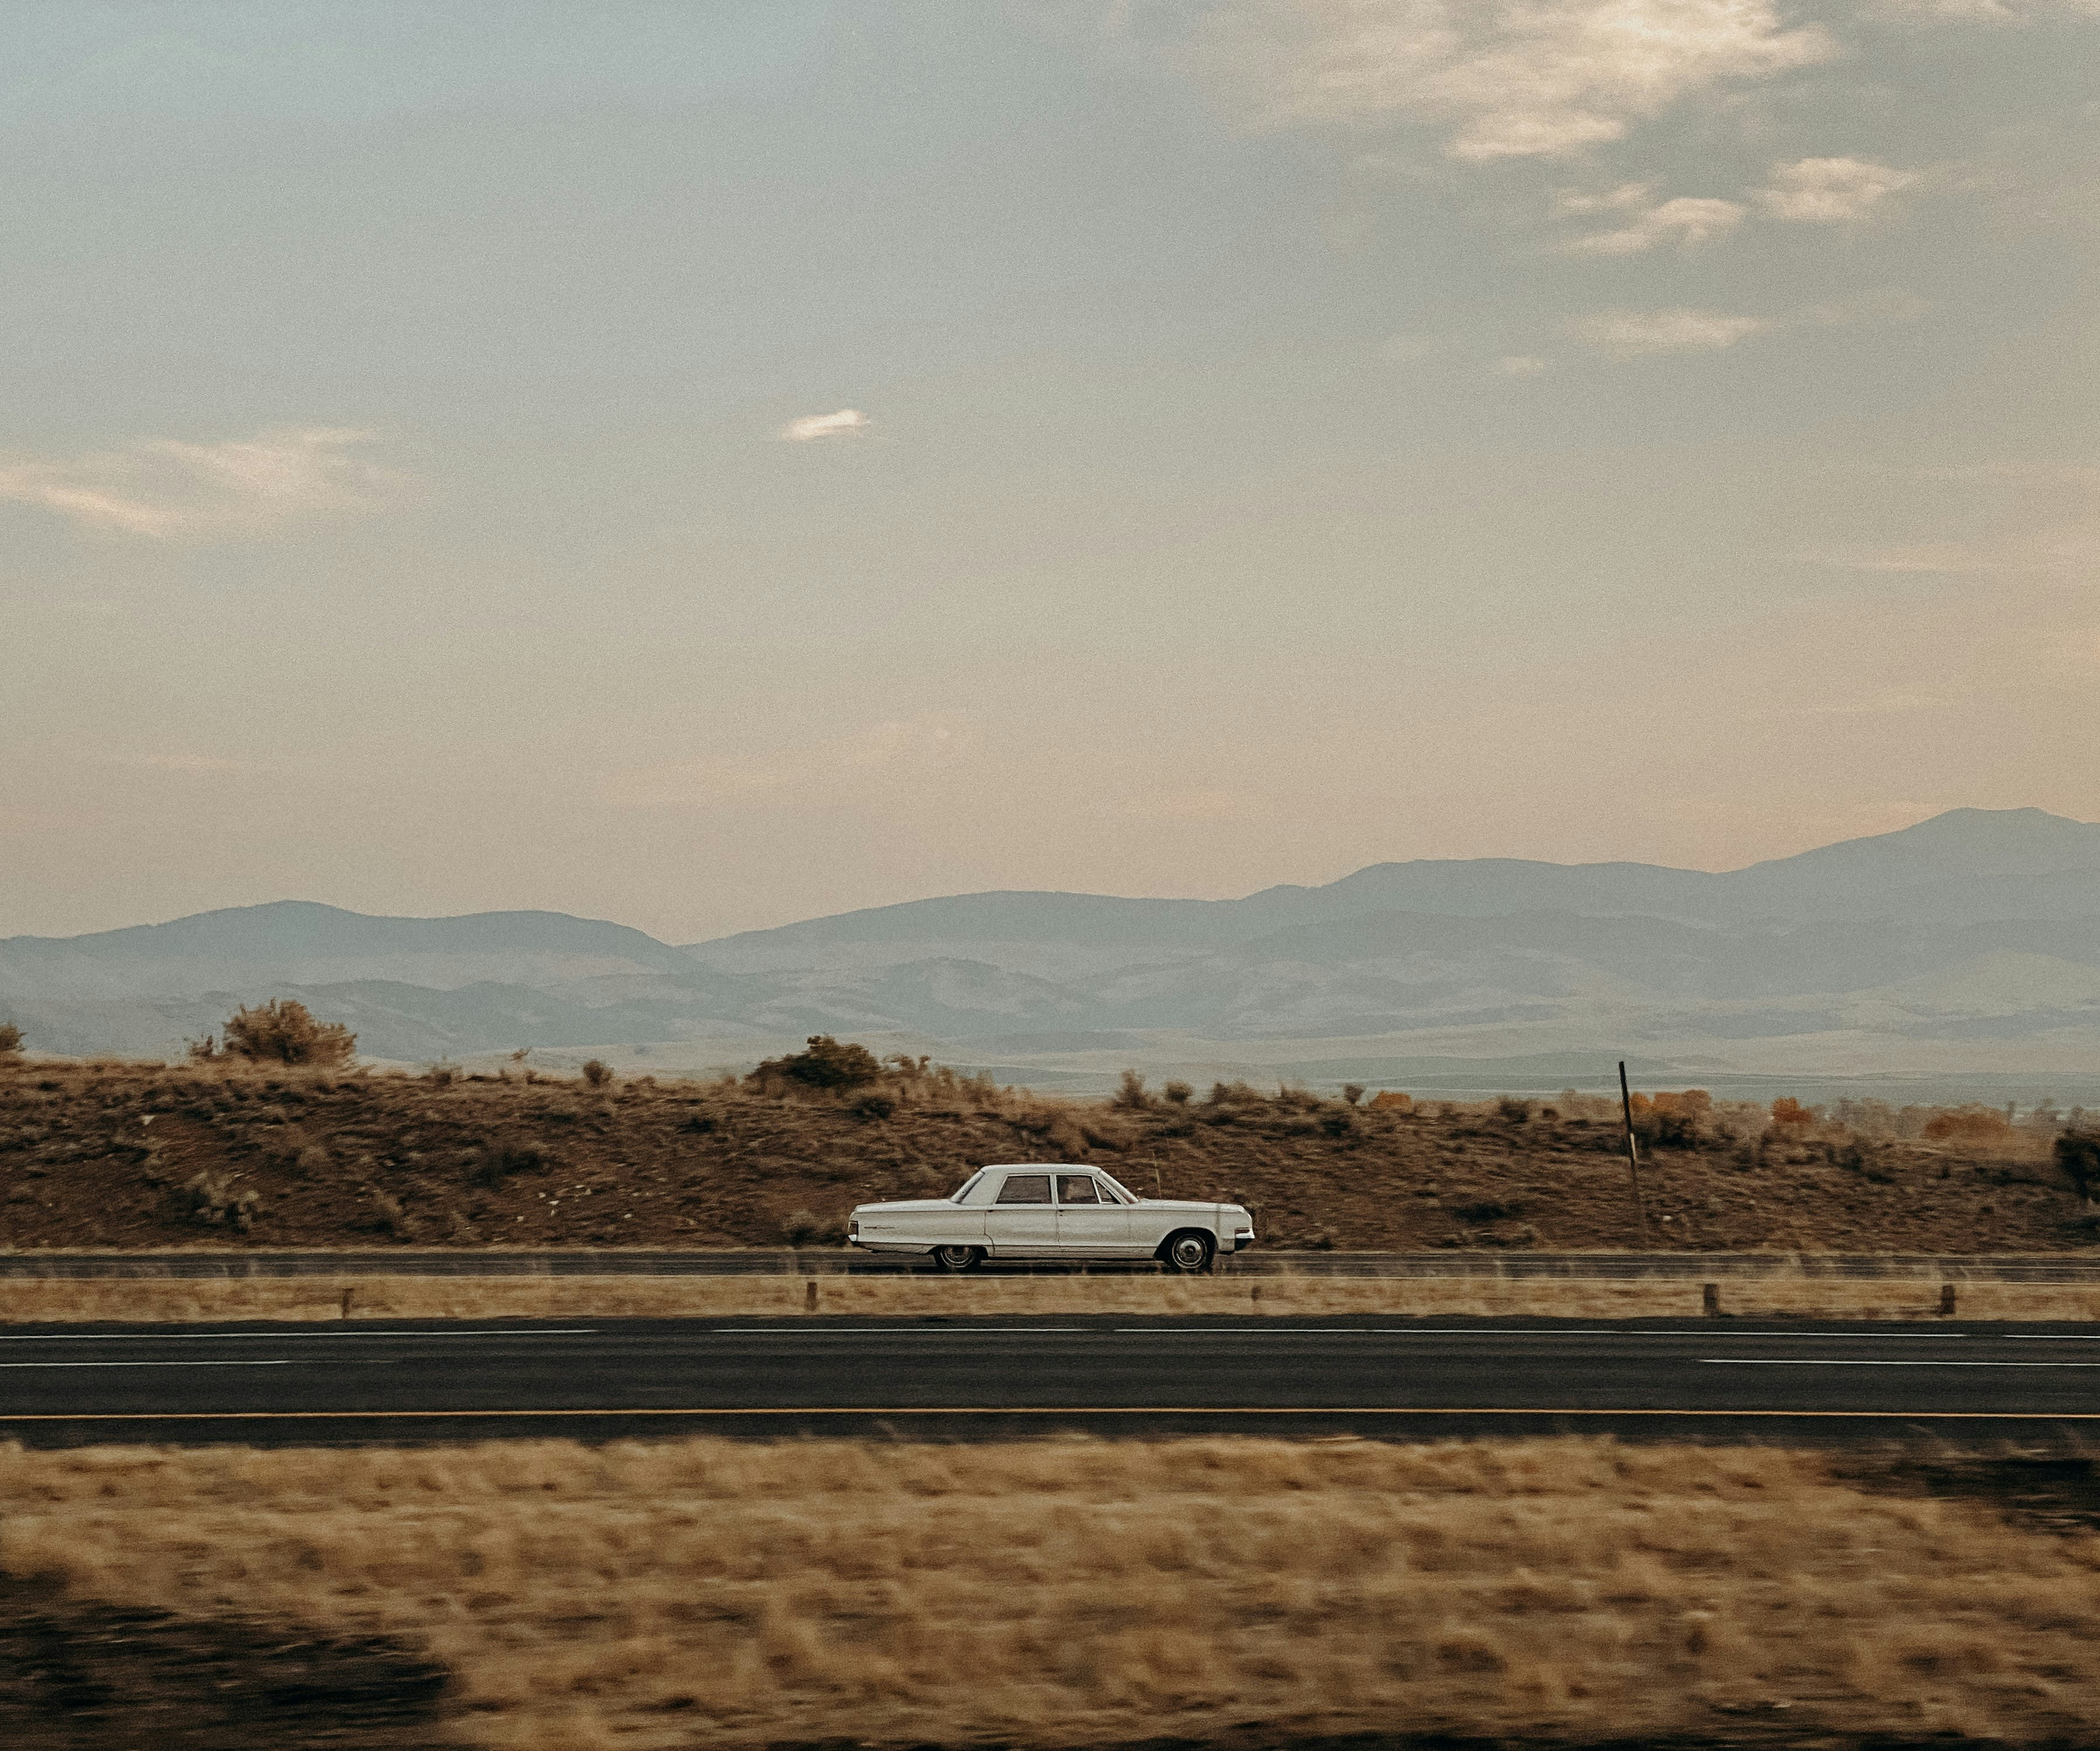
left=0, top=1571, right=452, bottom=1749
left=1837, top=1450, right=2100, bottom=1538
left=0, top=1061, right=2087, bottom=1256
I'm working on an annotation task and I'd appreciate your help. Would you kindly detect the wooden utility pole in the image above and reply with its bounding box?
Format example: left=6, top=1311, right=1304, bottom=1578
left=1619, top=1060, right=1652, bottom=1246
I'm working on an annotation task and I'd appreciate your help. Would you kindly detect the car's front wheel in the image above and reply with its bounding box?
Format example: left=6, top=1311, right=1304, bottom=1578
left=1161, top=1230, right=1215, bottom=1274
left=930, top=1245, right=984, bottom=1273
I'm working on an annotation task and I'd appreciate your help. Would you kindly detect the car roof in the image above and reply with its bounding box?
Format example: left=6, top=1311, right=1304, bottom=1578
left=982, top=1163, right=1098, bottom=1172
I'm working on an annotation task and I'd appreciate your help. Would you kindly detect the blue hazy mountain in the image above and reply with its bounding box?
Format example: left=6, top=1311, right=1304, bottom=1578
left=5, top=809, right=2098, bottom=1070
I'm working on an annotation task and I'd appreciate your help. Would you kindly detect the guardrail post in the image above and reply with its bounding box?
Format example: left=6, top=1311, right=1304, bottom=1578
left=804, top=1279, right=818, bottom=1313
left=1702, top=1282, right=1721, bottom=1318
left=1938, top=1283, right=1957, bottom=1317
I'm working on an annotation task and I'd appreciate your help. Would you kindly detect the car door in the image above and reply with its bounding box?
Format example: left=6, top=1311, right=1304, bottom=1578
left=982, top=1171, right=1059, bottom=1256
left=1056, top=1173, right=1139, bottom=1256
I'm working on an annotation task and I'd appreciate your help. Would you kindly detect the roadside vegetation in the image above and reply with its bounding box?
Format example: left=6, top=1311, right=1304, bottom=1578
left=6, top=1434, right=2100, bottom=1749
left=0, top=1033, right=2095, bottom=1253
left=7, top=1270, right=2099, bottom=1325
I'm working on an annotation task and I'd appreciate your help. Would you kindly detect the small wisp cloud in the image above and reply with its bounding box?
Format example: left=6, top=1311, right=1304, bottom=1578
left=0, top=427, right=396, bottom=540
left=779, top=409, right=871, bottom=442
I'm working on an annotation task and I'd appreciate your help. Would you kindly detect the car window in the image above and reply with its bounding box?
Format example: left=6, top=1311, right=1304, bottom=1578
left=951, top=1171, right=984, bottom=1204
left=1056, top=1174, right=1100, bottom=1204
left=994, top=1173, right=1052, bottom=1205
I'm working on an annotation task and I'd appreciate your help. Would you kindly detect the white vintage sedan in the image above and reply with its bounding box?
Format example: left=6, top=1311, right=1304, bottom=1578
left=847, top=1163, right=1255, bottom=1273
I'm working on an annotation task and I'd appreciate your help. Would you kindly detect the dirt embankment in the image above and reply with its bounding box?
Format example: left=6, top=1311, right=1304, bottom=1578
left=0, top=1061, right=2088, bottom=1254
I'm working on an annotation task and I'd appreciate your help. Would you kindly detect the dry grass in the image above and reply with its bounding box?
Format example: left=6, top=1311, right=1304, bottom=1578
left=4, top=1272, right=2099, bottom=1325
left=4, top=1433, right=2099, bottom=1748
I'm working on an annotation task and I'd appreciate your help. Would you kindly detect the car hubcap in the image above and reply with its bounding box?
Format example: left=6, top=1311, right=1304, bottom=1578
left=1173, top=1238, right=1206, bottom=1269
left=940, top=1247, right=971, bottom=1268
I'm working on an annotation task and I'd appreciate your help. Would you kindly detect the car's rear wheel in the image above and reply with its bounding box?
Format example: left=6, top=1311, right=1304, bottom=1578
left=1161, top=1230, right=1215, bottom=1274
left=930, top=1245, right=984, bottom=1273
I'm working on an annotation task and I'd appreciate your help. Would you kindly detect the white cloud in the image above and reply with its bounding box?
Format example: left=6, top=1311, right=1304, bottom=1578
left=1870, top=0, right=2100, bottom=18
left=0, top=427, right=395, bottom=540
left=1756, top=156, right=1917, bottom=222
left=604, top=713, right=973, bottom=809
left=1567, top=307, right=1776, bottom=354
left=1568, top=287, right=1926, bottom=355
left=1183, top=0, right=1835, bottom=161
left=777, top=408, right=871, bottom=442
left=1552, top=182, right=1747, bottom=252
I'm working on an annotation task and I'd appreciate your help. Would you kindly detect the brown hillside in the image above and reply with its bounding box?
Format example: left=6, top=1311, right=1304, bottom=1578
left=0, top=1058, right=2090, bottom=1255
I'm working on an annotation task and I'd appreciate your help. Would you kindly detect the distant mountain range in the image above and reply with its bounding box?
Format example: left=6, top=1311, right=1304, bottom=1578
left=6, top=808, right=2100, bottom=1098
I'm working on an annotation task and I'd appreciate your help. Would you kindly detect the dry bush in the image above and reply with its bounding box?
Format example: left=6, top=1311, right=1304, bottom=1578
left=1109, top=1069, right=1153, bottom=1111
left=0, top=1023, right=22, bottom=1058
left=6, top=1435, right=2100, bottom=1750
left=748, top=1036, right=880, bottom=1093
left=197, top=1000, right=357, bottom=1069
left=580, top=1059, right=613, bottom=1089
left=1926, top=1105, right=2015, bottom=1143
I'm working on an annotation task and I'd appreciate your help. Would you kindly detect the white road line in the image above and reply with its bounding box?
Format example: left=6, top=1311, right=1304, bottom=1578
left=1701, top=1358, right=2100, bottom=1368
left=716, top=1327, right=1090, bottom=1334
left=0, top=1352, right=300, bottom=1360
left=0, top=1329, right=598, bottom=1342
left=1111, top=1328, right=1966, bottom=1338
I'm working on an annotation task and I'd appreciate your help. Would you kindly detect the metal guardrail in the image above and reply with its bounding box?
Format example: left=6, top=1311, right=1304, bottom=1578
left=0, top=1249, right=2096, bottom=1282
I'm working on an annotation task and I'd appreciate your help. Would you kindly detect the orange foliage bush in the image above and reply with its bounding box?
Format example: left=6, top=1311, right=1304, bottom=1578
left=1770, top=1097, right=1816, bottom=1128
left=1923, top=1106, right=2013, bottom=1143
left=1368, top=1091, right=1413, bottom=1112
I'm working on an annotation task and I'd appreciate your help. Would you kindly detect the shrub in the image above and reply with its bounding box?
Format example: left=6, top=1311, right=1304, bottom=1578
left=1770, top=1096, right=1817, bottom=1129
left=1495, top=1096, right=1530, bottom=1123
left=1923, top=1105, right=2013, bottom=1143
left=2056, top=1131, right=2100, bottom=1203
left=581, top=1059, right=614, bottom=1089
left=470, top=1140, right=554, bottom=1188
left=749, top=1035, right=881, bottom=1091
left=781, top=1208, right=846, bottom=1246
left=0, top=1023, right=21, bottom=1057
left=1162, top=1080, right=1193, bottom=1106
left=1319, top=1108, right=1356, bottom=1139
left=849, top=1089, right=897, bottom=1121
left=1110, top=1070, right=1152, bottom=1111
left=173, top=1170, right=258, bottom=1231
left=1368, top=1090, right=1413, bottom=1112
left=213, top=1000, right=357, bottom=1068
left=1341, top=1084, right=1365, bottom=1106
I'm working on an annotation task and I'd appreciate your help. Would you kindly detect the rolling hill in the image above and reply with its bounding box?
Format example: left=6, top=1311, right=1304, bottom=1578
left=5, top=809, right=2099, bottom=1096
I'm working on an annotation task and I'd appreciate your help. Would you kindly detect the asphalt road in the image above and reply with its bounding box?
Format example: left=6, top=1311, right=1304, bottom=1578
left=4, top=1315, right=2100, bottom=1446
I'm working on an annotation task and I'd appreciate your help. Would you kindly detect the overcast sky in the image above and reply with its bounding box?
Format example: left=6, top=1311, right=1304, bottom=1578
left=2, top=0, right=2095, bottom=941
